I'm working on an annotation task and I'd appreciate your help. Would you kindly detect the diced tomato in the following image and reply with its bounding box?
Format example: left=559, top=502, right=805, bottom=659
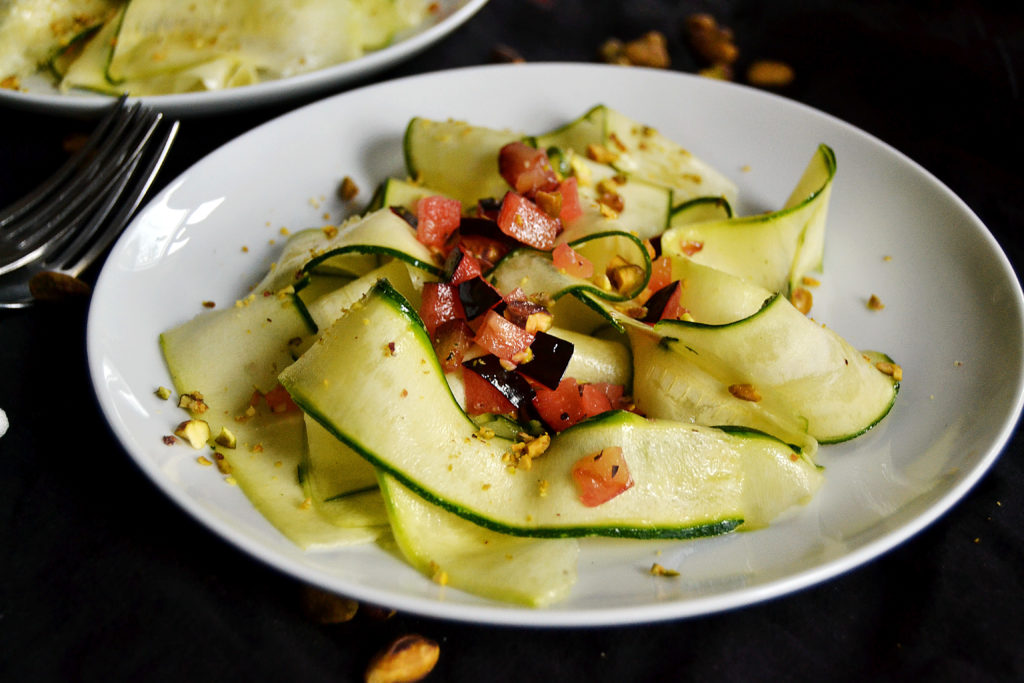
left=557, top=176, right=583, bottom=224
left=263, top=383, right=300, bottom=414
left=571, top=446, right=633, bottom=507
left=552, top=242, right=594, bottom=279
left=462, top=366, right=516, bottom=416
left=496, top=192, right=560, bottom=250
left=431, top=319, right=474, bottom=373
left=579, top=383, right=614, bottom=417
left=474, top=310, right=535, bottom=362
left=498, top=141, right=559, bottom=196
left=416, top=195, right=462, bottom=247
left=588, top=382, right=627, bottom=409
left=679, top=240, right=704, bottom=257
left=420, top=282, right=465, bottom=336
left=647, top=255, right=673, bottom=294
left=532, top=377, right=587, bottom=432
left=659, top=283, right=685, bottom=320
left=642, top=280, right=686, bottom=322
left=456, top=234, right=510, bottom=272
left=445, top=247, right=483, bottom=284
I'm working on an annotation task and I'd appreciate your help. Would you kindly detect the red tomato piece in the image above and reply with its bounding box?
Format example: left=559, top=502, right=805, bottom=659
left=532, top=377, right=586, bottom=432
left=446, top=248, right=483, bottom=284
left=579, top=383, right=613, bottom=417
left=462, top=366, right=516, bottom=416
left=552, top=242, right=594, bottom=279
left=557, top=176, right=583, bottom=224
left=457, top=234, right=511, bottom=271
left=589, top=382, right=627, bottom=409
left=572, top=446, right=633, bottom=507
left=680, top=240, right=704, bottom=257
left=647, top=255, right=673, bottom=294
left=263, top=383, right=300, bottom=414
left=659, top=283, right=685, bottom=321
left=473, top=310, right=535, bottom=362
left=497, top=192, right=560, bottom=250
left=416, top=195, right=462, bottom=247
left=498, top=141, right=559, bottom=196
left=431, top=319, right=474, bottom=373
left=420, top=282, right=465, bottom=336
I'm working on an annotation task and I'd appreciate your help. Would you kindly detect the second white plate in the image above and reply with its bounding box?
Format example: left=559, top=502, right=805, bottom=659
left=0, top=0, right=489, bottom=117
left=87, top=63, right=1024, bottom=626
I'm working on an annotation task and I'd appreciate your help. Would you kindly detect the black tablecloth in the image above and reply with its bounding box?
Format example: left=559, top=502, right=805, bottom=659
left=2, top=1, right=1022, bottom=680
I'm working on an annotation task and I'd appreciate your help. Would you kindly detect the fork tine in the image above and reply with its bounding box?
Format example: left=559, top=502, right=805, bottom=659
left=0, top=101, right=165, bottom=276
left=1, top=100, right=153, bottom=245
left=55, top=117, right=179, bottom=277
left=0, top=94, right=131, bottom=231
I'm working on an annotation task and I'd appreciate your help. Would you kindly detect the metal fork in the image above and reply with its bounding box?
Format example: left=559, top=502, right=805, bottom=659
left=0, top=95, right=178, bottom=308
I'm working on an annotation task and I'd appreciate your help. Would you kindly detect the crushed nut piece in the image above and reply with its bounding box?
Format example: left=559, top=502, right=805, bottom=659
left=790, top=287, right=813, bottom=315
left=491, top=43, right=525, bottom=63
left=362, top=604, right=397, bottom=621
left=213, top=452, right=231, bottom=474
left=606, top=257, right=646, bottom=294
left=747, top=60, right=795, bottom=88
left=867, top=294, right=885, bottom=311
left=429, top=562, right=449, bottom=586
left=214, top=426, right=237, bottom=449
left=174, top=419, right=211, bottom=449
left=337, top=176, right=359, bottom=201
left=366, top=635, right=440, bottom=683
left=162, top=435, right=177, bottom=445
left=586, top=143, right=618, bottom=164
left=28, top=270, right=91, bottom=302
left=875, top=361, right=903, bottom=381
left=177, top=391, right=209, bottom=414
left=196, top=455, right=213, bottom=466
left=299, top=585, right=359, bottom=624
left=698, top=63, right=734, bottom=80
left=686, top=13, right=739, bottom=66
left=534, top=189, right=562, bottom=218
left=600, top=31, right=670, bottom=69
left=650, top=562, right=680, bottom=577
left=728, top=383, right=762, bottom=402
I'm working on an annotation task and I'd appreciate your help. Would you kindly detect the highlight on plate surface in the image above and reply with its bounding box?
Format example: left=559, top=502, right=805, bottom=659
left=157, top=104, right=901, bottom=607
left=0, top=0, right=434, bottom=95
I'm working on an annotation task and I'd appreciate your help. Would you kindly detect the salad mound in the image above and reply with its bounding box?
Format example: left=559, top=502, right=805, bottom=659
left=159, top=106, right=899, bottom=607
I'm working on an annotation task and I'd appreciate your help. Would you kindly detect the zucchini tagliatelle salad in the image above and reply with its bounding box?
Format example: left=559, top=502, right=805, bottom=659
left=158, top=105, right=900, bottom=607
left=0, top=0, right=432, bottom=95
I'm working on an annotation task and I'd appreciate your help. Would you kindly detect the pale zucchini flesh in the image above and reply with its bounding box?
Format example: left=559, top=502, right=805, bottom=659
left=379, top=473, right=579, bottom=607
left=279, top=280, right=823, bottom=538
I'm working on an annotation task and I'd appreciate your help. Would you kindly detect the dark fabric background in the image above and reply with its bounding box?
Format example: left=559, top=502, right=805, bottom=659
left=1, top=1, right=1022, bottom=680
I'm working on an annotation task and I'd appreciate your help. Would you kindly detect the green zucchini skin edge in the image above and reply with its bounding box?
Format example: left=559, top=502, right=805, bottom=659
left=286, top=279, right=746, bottom=541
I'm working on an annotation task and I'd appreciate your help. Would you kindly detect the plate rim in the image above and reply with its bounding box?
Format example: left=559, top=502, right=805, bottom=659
left=86, top=62, right=1024, bottom=626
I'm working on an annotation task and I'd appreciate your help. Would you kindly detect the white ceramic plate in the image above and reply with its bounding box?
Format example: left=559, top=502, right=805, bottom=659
left=87, top=63, right=1024, bottom=626
left=0, top=0, right=488, bottom=117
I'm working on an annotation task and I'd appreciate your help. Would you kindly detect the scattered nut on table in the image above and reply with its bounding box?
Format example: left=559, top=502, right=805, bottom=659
left=599, top=31, right=670, bottom=68
left=299, top=585, right=359, bottom=624
left=365, top=634, right=440, bottom=683
left=747, top=59, right=796, bottom=88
